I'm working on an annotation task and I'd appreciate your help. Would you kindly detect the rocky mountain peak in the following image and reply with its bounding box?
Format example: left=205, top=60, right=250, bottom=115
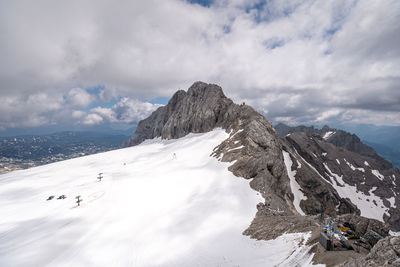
left=125, top=81, right=295, bottom=216
left=187, top=81, right=225, bottom=97
left=123, top=82, right=235, bottom=147
left=321, top=125, right=332, bottom=132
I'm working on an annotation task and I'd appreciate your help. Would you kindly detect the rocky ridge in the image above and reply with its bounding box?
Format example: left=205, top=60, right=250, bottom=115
left=276, top=124, right=400, bottom=231
left=275, top=123, right=391, bottom=168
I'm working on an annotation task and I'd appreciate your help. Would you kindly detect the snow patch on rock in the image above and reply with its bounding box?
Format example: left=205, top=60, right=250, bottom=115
left=344, top=158, right=365, bottom=172
left=390, top=231, right=400, bottom=236
left=323, top=131, right=335, bottom=140
left=323, top=163, right=388, bottom=222
left=387, top=197, right=396, bottom=208
left=371, top=169, right=385, bottom=181
left=283, top=150, right=307, bottom=216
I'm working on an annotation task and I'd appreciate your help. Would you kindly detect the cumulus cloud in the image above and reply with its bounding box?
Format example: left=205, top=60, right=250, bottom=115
left=87, top=98, right=162, bottom=125
left=0, top=0, right=399, bottom=130
left=66, top=88, right=94, bottom=108
left=83, top=113, right=103, bottom=126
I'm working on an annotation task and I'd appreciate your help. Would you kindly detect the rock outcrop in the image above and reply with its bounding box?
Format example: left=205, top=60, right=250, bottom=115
left=340, top=236, right=400, bottom=267
left=124, top=82, right=234, bottom=146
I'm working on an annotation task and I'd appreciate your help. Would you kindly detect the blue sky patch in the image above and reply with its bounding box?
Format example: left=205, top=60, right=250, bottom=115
left=187, top=0, right=213, bottom=7
left=263, top=38, right=285, bottom=50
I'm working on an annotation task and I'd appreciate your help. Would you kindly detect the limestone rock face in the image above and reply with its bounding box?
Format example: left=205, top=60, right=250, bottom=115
left=124, top=82, right=234, bottom=146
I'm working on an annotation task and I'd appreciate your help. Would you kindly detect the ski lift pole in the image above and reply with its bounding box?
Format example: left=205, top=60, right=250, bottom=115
left=76, top=195, right=82, bottom=206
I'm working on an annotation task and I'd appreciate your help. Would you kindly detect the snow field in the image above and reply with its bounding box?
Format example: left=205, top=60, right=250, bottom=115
left=0, top=129, right=319, bottom=267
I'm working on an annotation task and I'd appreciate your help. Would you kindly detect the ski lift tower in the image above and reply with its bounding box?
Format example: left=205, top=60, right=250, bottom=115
left=97, top=172, right=103, bottom=182
left=76, top=195, right=82, bottom=206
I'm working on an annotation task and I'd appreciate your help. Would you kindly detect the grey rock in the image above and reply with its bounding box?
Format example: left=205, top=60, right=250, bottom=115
left=341, top=236, right=400, bottom=267
left=124, top=82, right=235, bottom=146
left=364, top=230, right=384, bottom=247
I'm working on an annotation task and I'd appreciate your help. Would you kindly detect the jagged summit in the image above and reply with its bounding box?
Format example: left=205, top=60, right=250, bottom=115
left=124, top=82, right=233, bottom=146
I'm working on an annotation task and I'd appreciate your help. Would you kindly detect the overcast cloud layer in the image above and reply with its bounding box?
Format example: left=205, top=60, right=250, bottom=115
left=1, top=0, right=399, bottom=132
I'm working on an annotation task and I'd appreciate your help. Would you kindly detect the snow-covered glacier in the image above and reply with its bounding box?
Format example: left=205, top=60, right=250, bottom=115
left=0, top=129, right=319, bottom=267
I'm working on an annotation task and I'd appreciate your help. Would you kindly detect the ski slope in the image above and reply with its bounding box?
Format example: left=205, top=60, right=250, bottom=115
left=0, top=129, right=320, bottom=267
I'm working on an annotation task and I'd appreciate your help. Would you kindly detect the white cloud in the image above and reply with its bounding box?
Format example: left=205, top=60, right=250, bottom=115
left=0, top=0, right=399, bottom=130
left=66, top=88, right=94, bottom=108
left=83, top=113, right=103, bottom=125
left=71, top=110, right=86, bottom=119
left=88, top=98, right=162, bottom=124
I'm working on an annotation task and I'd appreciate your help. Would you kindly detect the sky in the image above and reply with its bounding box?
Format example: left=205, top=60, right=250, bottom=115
left=1, top=0, right=400, bottom=135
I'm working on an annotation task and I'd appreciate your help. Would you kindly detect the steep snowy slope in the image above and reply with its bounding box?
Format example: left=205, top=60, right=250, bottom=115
left=0, top=129, right=319, bottom=267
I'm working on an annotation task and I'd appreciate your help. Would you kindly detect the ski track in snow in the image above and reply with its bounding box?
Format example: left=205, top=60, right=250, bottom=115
left=0, top=129, right=319, bottom=267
